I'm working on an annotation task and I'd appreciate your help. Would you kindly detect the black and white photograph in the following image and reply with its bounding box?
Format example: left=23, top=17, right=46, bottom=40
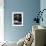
left=12, top=12, right=23, bottom=26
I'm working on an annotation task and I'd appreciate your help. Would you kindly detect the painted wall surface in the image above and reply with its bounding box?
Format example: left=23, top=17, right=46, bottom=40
left=4, top=0, right=40, bottom=42
left=40, top=0, right=46, bottom=27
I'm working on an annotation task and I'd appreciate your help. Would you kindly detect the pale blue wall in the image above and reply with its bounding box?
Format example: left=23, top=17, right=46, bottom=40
left=40, top=0, right=46, bottom=27
left=4, top=0, right=40, bottom=42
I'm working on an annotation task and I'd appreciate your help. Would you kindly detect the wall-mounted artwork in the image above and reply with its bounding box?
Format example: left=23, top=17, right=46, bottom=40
left=12, top=12, right=23, bottom=26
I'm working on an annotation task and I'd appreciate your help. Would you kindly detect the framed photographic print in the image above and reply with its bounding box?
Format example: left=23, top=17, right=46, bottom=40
left=12, top=12, right=23, bottom=26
